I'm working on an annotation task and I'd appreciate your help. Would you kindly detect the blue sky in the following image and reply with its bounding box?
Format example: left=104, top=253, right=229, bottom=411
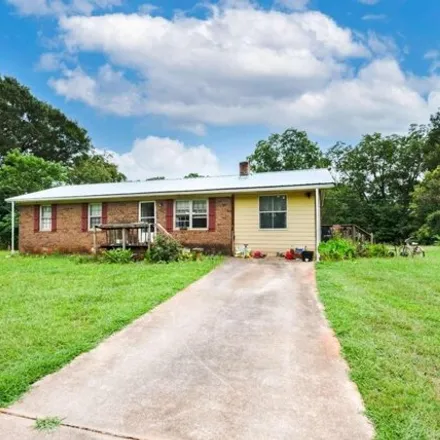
left=1, top=0, right=440, bottom=179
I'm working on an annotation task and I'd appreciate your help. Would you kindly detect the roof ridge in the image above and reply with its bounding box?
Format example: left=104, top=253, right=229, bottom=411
left=54, top=168, right=332, bottom=189
left=61, top=173, right=239, bottom=189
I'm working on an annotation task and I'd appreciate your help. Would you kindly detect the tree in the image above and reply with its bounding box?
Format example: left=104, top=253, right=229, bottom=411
left=322, top=185, right=367, bottom=227
left=0, top=150, right=68, bottom=246
left=247, top=128, right=330, bottom=172
left=184, top=173, right=204, bottom=178
left=0, top=76, right=92, bottom=164
left=411, top=166, right=440, bottom=242
left=146, top=176, right=165, bottom=181
left=69, top=153, right=126, bottom=184
left=425, top=111, right=440, bottom=171
left=327, top=129, right=426, bottom=242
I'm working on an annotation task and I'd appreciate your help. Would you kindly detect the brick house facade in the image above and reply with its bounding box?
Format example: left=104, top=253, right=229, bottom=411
left=19, top=197, right=233, bottom=255
left=10, top=167, right=333, bottom=258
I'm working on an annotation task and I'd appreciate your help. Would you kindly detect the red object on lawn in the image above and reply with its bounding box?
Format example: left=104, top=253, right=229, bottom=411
left=285, top=250, right=294, bottom=260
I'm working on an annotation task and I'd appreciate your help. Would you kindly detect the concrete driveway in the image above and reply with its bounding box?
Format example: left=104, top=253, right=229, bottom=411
left=1, top=259, right=373, bottom=440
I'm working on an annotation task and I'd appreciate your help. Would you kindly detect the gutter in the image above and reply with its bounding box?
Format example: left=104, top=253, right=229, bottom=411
left=6, top=183, right=335, bottom=204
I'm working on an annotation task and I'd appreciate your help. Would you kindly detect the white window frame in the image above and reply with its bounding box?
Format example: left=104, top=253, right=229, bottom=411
left=258, top=195, right=288, bottom=230
left=174, top=199, right=209, bottom=231
left=40, top=205, right=52, bottom=232
left=88, top=203, right=102, bottom=231
left=139, top=201, right=156, bottom=225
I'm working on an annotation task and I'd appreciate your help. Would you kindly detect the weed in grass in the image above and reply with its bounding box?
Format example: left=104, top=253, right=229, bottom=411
left=34, top=416, right=63, bottom=431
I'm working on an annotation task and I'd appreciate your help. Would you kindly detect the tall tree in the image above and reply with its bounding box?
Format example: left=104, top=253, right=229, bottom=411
left=425, top=111, right=440, bottom=170
left=0, top=76, right=92, bottom=164
left=327, top=129, right=426, bottom=242
left=411, top=166, right=440, bottom=242
left=322, top=185, right=367, bottom=227
left=0, top=150, right=68, bottom=246
left=247, top=128, right=330, bottom=172
left=69, top=153, right=126, bottom=184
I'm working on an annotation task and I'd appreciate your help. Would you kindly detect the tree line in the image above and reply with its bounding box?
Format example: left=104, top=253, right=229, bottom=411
left=248, top=123, right=440, bottom=244
left=0, top=76, right=126, bottom=246
left=1, top=74, right=440, bottom=247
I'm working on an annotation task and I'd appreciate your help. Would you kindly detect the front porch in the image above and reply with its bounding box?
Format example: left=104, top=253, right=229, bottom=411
left=93, top=222, right=171, bottom=252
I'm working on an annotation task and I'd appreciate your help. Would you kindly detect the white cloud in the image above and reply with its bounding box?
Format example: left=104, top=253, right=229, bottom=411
left=49, top=65, right=149, bottom=116
left=138, top=3, right=159, bottom=15
left=6, top=0, right=121, bottom=16
left=362, top=14, right=387, bottom=21
left=37, top=53, right=63, bottom=71
left=45, top=4, right=440, bottom=139
left=424, top=50, right=440, bottom=74
left=101, top=136, right=221, bottom=180
left=365, top=32, right=398, bottom=56
left=275, top=0, right=310, bottom=11
left=425, top=50, right=440, bottom=60
left=175, top=123, right=207, bottom=136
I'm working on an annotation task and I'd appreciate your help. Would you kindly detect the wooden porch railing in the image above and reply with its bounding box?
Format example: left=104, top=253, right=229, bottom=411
left=93, top=222, right=178, bottom=253
left=321, top=224, right=374, bottom=243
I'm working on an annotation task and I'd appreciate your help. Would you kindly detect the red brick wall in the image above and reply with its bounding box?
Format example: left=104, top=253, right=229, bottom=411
left=19, top=197, right=233, bottom=254
left=157, top=197, right=233, bottom=254
left=19, top=202, right=138, bottom=254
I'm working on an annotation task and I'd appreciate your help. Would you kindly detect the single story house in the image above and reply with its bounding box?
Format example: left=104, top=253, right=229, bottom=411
left=6, top=162, right=334, bottom=257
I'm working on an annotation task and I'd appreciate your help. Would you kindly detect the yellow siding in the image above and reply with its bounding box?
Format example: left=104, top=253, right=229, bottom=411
left=234, top=191, right=316, bottom=255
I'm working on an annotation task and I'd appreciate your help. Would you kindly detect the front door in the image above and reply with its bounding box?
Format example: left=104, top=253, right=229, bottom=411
left=139, top=202, right=156, bottom=243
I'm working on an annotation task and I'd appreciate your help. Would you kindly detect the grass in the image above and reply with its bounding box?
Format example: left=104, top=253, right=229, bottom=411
left=34, top=416, right=63, bottom=431
left=317, top=247, right=440, bottom=440
left=0, top=252, right=223, bottom=407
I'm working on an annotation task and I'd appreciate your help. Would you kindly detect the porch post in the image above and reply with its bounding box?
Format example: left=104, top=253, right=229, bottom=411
left=11, top=201, right=15, bottom=254
left=147, top=223, right=152, bottom=251
left=315, top=188, right=321, bottom=262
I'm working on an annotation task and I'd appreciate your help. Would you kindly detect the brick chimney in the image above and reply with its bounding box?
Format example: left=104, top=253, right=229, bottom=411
left=239, top=161, right=250, bottom=177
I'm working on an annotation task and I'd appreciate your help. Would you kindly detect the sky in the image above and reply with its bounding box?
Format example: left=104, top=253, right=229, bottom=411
left=1, top=0, right=440, bottom=180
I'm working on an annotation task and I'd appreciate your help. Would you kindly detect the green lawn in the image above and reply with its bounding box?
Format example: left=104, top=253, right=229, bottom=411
left=0, top=252, right=222, bottom=407
left=317, top=247, right=440, bottom=440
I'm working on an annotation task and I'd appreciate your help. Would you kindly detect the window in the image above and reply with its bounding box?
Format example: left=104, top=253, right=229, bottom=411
left=88, top=203, right=102, bottom=230
left=40, top=205, right=52, bottom=231
left=140, top=202, right=155, bottom=232
left=175, top=200, right=208, bottom=229
left=259, top=196, right=287, bottom=229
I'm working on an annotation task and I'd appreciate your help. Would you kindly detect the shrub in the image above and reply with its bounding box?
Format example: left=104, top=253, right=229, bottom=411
left=415, top=225, right=432, bottom=245
left=320, top=238, right=393, bottom=261
left=145, top=235, right=183, bottom=263
left=364, top=243, right=390, bottom=258
left=416, top=211, right=440, bottom=245
left=101, top=249, right=134, bottom=264
left=319, top=238, right=357, bottom=261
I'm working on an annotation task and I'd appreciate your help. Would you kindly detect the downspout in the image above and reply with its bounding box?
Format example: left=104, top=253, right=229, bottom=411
left=315, top=188, right=321, bottom=262
left=11, top=201, right=15, bottom=254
